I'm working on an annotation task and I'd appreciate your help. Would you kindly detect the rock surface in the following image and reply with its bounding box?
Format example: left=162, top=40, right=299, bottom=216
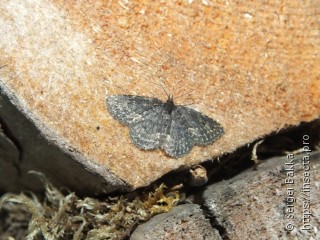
left=0, top=94, right=126, bottom=195
left=130, top=204, right=222, bottom=240
left=195, top=151, right=320, bottom=239
left=130, top=151, right=319, bottom=239
left=0, top=128, right=20, bottom=193
left=0, top=0, right=319, bottom=194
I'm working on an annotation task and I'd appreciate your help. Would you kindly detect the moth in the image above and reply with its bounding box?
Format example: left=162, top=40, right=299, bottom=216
left=106, top=94, right=224, bottom=158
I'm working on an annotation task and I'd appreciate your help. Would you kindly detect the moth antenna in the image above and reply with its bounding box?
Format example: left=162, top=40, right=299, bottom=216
left=174, top=87, right=198, bottom=106
left=182, top=99, right=201, bottom=107
left=174, top=91, right=193, bottom=100
left=149, top=81, right=171, bottom=99
left=174, top=79, right=196, bottom=100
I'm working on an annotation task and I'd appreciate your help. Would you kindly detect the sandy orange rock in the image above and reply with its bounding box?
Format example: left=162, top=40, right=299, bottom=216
left=0, top=0, right=319, bottom=194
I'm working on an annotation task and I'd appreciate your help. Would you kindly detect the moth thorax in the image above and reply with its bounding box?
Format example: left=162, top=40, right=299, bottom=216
left=164, top=95, right=175, bottom=115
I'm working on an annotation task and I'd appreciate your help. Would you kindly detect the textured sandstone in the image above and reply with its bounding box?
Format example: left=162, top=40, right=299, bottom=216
left=0, top=0, right=319, bottom=194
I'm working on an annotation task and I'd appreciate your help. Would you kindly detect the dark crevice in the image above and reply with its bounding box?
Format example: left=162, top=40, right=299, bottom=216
left=192, top=190, right=231, bottom=240
left=0, top=116, right=22, bottom=176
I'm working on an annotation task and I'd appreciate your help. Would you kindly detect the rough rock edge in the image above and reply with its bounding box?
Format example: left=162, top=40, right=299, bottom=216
left=130, top=203, right=222, bottom=240
left=0, top=80, right=129, bottom=194
left=198, top=151, right=320, bottom=239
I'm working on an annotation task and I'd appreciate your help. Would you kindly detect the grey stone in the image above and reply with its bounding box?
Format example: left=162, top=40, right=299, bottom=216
left=196, top=151, right=320, bottom=240
left=0, top=129, right=20, bottom=193
left=130, top=203, right=222, bottom=240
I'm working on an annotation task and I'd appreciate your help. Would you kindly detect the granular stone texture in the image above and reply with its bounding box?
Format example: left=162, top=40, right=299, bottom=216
left=196, top=151, right=320, bottom=240
left=107, top=95, right=224, bottom=158
left=0, top=0, right=319, bottom=194
left=130, top=203, right=222, bottom=240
